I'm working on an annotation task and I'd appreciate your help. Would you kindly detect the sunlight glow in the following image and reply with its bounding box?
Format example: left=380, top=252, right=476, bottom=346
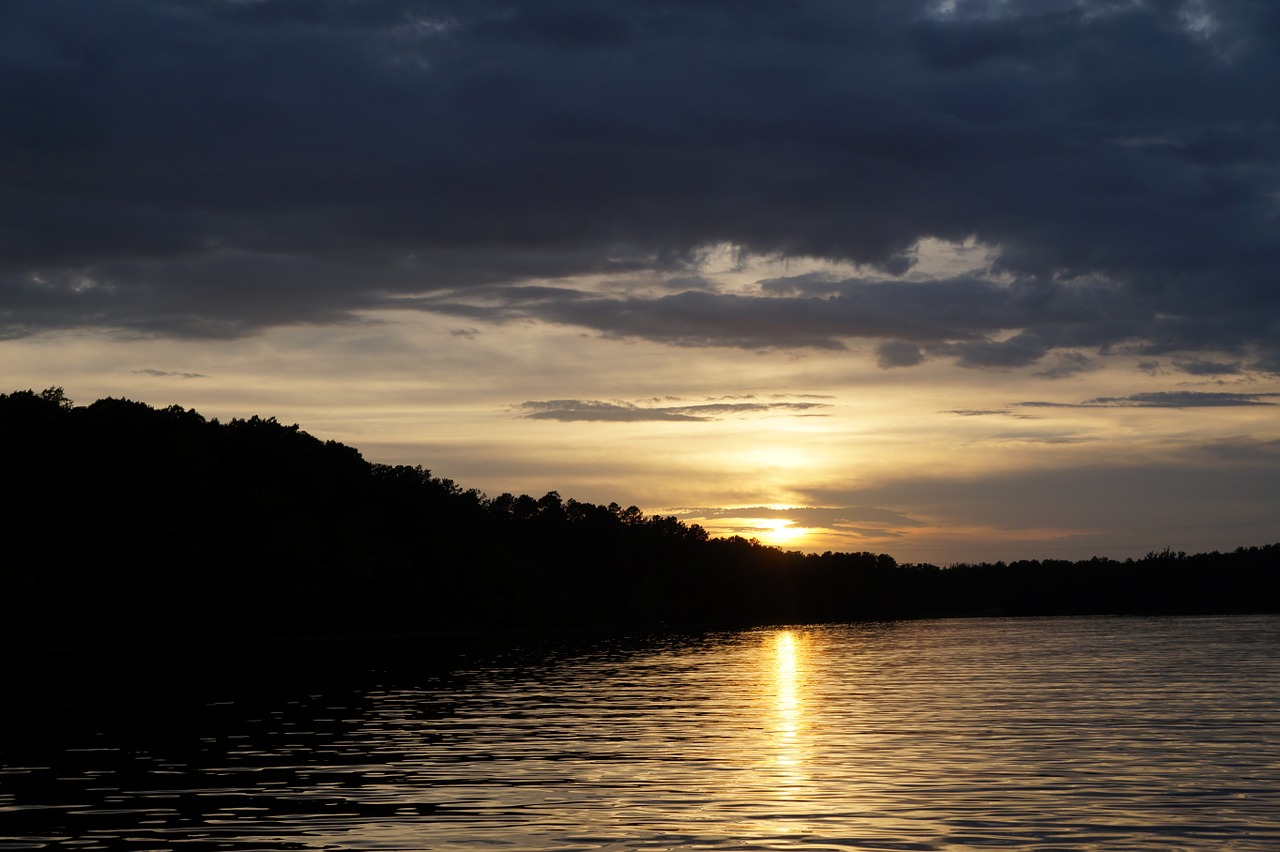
left=756, top=519, right=813, bottom=548
left=770, top=630, right=806, bottom=779
left=775, top=632, right=799, bottom=736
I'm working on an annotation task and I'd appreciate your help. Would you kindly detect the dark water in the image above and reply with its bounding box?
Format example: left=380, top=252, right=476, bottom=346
left=3, top=616, right=1279, bottom=850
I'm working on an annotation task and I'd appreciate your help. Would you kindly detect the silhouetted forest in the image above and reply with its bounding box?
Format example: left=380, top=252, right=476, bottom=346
left=4, top=388, right=1278, bottom=643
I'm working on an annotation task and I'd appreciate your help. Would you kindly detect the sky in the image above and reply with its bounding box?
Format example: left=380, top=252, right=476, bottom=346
left=3, top=0, right=1279, bottom=564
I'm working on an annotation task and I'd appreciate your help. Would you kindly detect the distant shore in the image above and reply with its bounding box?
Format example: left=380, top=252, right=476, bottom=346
left=5, top=388, right=1277, bottom=652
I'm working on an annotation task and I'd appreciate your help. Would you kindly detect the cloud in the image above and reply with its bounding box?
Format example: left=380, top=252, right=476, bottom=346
left=1032, top=352, right=1100, bottom=379
left=947, top=408, right=1041, bottom=420
left=131, top=369, right=207, bottom=379
left=1089, top=392, right=1280, bottom=408
left=2, top=0, right=1278, bottom=369
left=876, top=341, right=926, bottom=368
left=670, top=504, right=926, bottom=547
left=519, top=398, right=830, bottom=422
left=1172, top=357, right=1242, bottom=376
left=419, top=273, right=1154, bottom=360
left=798, top=445, right=1280, bottom=560
left=1020, top=391, right=1280, bottom=409
left=521, top=401, right=703, bottom=422
left=1192, top=437, right=1280, bottom=465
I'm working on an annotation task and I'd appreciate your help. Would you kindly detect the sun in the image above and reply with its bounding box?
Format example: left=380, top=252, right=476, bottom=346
left=755, top=519, right=812, bottom=548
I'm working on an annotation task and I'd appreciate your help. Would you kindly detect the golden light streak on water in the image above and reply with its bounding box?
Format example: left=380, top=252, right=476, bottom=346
left=7, top=618, right=1280, bottom=850
left=767, top=630, right=810, bottom=800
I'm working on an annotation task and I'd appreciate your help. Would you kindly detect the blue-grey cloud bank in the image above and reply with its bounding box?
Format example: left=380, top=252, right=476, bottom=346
left=3, top=0, right=1278, bottom=373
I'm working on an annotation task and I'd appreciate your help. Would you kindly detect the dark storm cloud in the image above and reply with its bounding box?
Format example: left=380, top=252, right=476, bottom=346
left=519, top=398, right=829, bottom=422
left=420, top=273, right=1146, bottom=354
left=3, top=0, right=1278, bottom=368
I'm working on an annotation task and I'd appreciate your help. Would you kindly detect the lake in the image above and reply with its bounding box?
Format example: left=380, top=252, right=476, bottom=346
left=2, top=615, right=1279, bottom=850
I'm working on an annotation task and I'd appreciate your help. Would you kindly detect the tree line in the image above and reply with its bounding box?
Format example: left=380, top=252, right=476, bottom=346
left=2, top=388, right=1277, bottom=643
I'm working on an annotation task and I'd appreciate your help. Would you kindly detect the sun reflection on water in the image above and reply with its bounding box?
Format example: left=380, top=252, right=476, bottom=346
left=768, top=630, right=809, bottom=791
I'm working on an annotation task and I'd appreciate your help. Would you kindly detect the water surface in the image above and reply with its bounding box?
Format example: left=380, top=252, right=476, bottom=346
left=3, top=615, right=1278, bottom=850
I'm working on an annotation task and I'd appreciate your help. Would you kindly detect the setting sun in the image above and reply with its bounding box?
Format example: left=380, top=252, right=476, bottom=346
left=756, top=519, right=813, bottom=548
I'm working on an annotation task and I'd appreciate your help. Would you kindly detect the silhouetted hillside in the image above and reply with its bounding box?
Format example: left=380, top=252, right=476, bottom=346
left=3, top=388, right=1277, bottom=643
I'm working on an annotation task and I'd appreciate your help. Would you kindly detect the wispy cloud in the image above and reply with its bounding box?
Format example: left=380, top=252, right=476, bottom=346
left=519, top=398, right=831, bottom=422
left=132, top=369, right=207, bottom=379
left=947, top=408, right=1042, bottom=420
left=672, top=505, right=924, bottom=535
left=1020, top=392, right=1280, bottom=409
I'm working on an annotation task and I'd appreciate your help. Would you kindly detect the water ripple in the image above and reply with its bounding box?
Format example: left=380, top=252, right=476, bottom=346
left=2, top=616, right=1279, bottom=850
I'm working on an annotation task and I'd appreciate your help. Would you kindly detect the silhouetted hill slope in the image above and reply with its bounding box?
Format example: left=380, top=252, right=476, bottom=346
left=3, top=388, right=1277, bottom=643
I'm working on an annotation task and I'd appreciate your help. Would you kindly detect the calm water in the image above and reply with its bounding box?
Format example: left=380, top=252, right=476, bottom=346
left=3, top=616, right=1279, bottom=850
